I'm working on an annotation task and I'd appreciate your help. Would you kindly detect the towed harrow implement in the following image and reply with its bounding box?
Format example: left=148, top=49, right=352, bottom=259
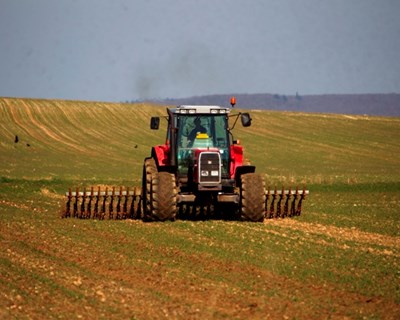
left=63, top=187, right=141, bottom=220
left=62, top=185, right=308, bottom=220
left=265, top=187, right=309, bottom=219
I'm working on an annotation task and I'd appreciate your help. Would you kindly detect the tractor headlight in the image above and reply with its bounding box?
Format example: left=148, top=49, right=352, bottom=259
left=210, top=108, right=228, bottom=114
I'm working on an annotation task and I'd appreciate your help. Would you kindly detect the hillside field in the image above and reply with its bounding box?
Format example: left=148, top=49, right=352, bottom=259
left=1, top=97, right=399, bottom=319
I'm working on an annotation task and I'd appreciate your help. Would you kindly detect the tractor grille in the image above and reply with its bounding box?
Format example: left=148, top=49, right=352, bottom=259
left=198, top=152, right=221, bottom=183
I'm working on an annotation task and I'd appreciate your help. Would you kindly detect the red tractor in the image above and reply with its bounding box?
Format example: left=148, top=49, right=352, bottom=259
left=142, top=98, right=266, bottom=222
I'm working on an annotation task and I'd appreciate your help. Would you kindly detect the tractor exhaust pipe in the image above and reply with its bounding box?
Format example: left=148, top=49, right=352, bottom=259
left=167, top=108, right=177, bottom=168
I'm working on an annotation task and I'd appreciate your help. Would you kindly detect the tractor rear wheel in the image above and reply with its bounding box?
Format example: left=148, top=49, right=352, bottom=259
left=142, top=158, right=157, bottom=220
left=142, top=158, right=177, bottom=221
left=240, top=173, right=266, bottom=222
left=152, top=172, right=177, bottom=221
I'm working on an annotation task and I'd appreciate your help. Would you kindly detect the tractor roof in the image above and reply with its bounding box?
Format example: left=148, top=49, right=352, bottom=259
left=172, top=105, right=232, bottom=115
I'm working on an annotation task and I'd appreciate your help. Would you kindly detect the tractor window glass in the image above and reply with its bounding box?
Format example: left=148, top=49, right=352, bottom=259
left=213, top=116, right=229, bottom=148
left=176, top=115, right=230, bottom=177
left=178, top=116, right=229, bottom=147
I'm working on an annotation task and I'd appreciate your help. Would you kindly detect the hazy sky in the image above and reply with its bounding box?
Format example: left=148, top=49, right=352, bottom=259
left=0, top=0, right=399, bottom=102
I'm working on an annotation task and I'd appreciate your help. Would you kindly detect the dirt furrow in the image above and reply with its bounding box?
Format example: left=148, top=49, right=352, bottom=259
left=265, top=219, right=400, bottom=250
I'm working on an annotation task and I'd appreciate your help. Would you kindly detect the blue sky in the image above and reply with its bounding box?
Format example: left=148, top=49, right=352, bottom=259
left=0, top=0, right=399, bottom=102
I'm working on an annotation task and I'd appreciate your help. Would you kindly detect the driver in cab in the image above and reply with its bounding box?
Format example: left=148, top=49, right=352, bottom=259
left=188, top=117, right=207, bottom=144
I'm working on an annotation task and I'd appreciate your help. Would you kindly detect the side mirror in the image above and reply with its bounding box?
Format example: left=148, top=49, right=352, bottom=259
left=150, top=117, right=160, bottom=130
left=241, top=113, right=252, bottom=127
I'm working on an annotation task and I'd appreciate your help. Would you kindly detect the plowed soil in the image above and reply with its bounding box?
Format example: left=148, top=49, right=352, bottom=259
left=1, top=197, right=399, bottom=319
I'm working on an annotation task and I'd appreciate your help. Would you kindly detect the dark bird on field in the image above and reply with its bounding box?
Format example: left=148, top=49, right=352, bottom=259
left=26, top=143, right=30, bottom=147
left=14, top=135, right=19, bottom=143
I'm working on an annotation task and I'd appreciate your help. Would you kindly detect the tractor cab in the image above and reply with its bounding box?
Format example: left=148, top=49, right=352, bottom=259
left=173, top=106, right=232, bottom=182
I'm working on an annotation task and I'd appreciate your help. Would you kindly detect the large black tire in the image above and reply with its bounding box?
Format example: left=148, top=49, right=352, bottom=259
left=142, top=158, right=177, bottom=221
left=142, top=158, right=157, bottom=220
left=240, top=173, right=266, bottom=222
left=152, top=172, right=177, bottom=221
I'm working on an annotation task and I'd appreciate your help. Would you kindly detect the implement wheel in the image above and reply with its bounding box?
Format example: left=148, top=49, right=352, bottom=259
left=240, top=173, right=266, bottom=222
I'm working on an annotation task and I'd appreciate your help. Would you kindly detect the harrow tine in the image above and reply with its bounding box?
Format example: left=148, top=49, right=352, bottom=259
left=123, top=187, right=129, bottom=219
left=79, top=188, right=85, bottom=219
left=65, top=188, right=72, bottom=218
left=87, top=187, right=93, bottom=219
left=290, top=187, right=298, bottom=217
left=136, top=187, right=142, bottom=219
left=265, top=188, right=271, bottom=219
left=129, top=187, right=136, bottom=219
left=102, top=187, right=108, bottom=219
left=129, top=187, right=135, bottom=219
left=276, top=186, right=284, bottom=218
left=108, top=187, right=115, bottom=219
left=122, top=187, right=127, bottom=219
left=270, top=187, right=277, bottom=218
left=116, top=186, right=122, bottom=219
left=86, top=188, right=91, bottom=218
left=132, top=187, right=139, bottom=219
left=73, top=187, right=79, bottom=218
left=93, top=186, right=100, bottom=219
left=296, top=185, right=307, bottom=216
left=283, top=187, right=291, bottom=218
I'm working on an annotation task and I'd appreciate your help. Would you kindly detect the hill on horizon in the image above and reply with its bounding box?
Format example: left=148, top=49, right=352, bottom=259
left=149, top=93, right=400, bottom=117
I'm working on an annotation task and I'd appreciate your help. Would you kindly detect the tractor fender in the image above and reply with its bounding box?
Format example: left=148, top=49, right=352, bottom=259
left=230, top=144, right=244, bottom=178
left=234, top=165, right=256, bottom=188
left=151, top=145, right=170, bottom=169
